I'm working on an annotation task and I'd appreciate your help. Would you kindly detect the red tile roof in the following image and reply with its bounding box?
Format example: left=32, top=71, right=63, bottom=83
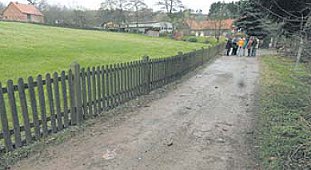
left=186, top=19, right=234, bottom=30
left=11, top=2, right=43, bottom=16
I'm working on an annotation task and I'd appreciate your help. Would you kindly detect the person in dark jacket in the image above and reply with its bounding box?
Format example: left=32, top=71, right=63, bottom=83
left=225, top=38, right=232, bottom=56
left=231, top=38, right=238, bottom=55
left=247, top=36, right=254, bottom=57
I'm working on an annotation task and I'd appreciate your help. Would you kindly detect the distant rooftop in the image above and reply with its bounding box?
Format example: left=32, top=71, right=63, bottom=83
left=10, top=1, right=43, bottom=16
left=186, top=19, right=234, bottom=30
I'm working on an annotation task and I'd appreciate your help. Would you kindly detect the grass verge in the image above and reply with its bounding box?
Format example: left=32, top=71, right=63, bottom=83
left=258, top=55, right=311, bottom=169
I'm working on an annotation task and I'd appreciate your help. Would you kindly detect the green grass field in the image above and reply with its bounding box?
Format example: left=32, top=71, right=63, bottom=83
left=0, top=22, right=206, bottom=83
left=259, top=56, right=311, bottom=169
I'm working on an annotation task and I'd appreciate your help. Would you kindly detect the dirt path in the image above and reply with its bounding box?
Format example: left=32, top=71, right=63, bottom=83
left=13, top=55, right=260, bottom=170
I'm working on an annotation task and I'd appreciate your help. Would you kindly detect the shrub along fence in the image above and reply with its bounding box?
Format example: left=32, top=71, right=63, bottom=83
left=0, top=44, right=224, bottom=153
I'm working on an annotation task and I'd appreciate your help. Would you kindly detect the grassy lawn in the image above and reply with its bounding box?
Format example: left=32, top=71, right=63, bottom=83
left=259, top=55, right=311, bottom=169
left=0, top=22, right=206, bottom=83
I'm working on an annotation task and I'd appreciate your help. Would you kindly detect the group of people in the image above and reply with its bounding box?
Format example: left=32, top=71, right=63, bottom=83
left=225, top=36, right=259, bottom=57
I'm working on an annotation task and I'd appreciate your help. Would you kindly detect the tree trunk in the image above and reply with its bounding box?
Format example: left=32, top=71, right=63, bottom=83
left=296, top=36, right=304, bottom=65
left=296, top=15, right=306, bottom=65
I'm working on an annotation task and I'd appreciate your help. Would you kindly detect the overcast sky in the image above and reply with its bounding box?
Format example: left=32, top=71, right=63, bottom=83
left=1, top=0, right=238, bottom=14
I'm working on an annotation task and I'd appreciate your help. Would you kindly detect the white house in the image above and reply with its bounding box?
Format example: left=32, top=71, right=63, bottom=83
left=126, top=21, right=174, bottom=35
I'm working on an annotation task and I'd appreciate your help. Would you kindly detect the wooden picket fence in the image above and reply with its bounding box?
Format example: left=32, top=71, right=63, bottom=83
left=0, top=44, right=224, bottom=153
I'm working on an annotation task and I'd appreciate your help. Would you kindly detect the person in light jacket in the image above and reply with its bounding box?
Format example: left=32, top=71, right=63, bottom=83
left=237, top=38, right=245, bottom=57
left=251, top=38, right=259, bottom=57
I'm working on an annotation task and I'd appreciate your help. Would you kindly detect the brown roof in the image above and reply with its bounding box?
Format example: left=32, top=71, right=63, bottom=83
left=10, top=2, right=43, bottom=16
left=186, top=19, right=234, bottom=30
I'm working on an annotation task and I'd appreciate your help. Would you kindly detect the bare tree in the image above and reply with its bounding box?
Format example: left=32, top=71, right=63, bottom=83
left=156, top=0, right=184, bottom=29
left=126, top=0, right=147, bottom=27
left=27, top=0, right=38, bottom=5
left=115, top=0, right=128, bottom=24
left=295, top=10, right=311, bottom=65
left=100, top=0, right=117, bottom=10
left=209, top=3, right=230, bottom=41
left=37, top=0, right=49, bottom=11
left=156, top=0, right=183, bottom=14
left=0, top=2, right=5, bottom=10
left=73, top=8, right=87, bottom=28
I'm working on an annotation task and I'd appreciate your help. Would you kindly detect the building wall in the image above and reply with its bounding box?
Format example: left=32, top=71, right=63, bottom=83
left=146, top=30, right=160, bottom=37
left=2, top=4, right=44, bottom=23
left=29, top=15, right=44, bottom=23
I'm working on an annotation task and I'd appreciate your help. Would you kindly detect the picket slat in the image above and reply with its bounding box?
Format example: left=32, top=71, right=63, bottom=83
left=138, top=61, right=142, bottom=95
left=61, top=71, right=69, bottom=128
left=97, top=66, right=102, bottom=112
left=92, top=67, right=97, bottom=115
left=74, top=64, right=83, bottom=125
left=28, top=76, right=40, bottom=140
left=101, top=66, right=106, bottom=110
left=115, top=64, right=120, bottom=106
left=7, top=80, right=22, bottom=148
left=134, top=62, right=138, bottom=96
left=129, top=62, right=133, bottom=99
left=87, top=68, right=93, bottom=116
left=46, top=74, right=57, bottom=133
left=106, top=65, right=110, bottom=109
left=53, top=73, right=63, bottom=131
left=116, top=64, right=121, bottom=106
left=113, top=64, right=117, bottom=107
left=68, top=70, right=76, bottom=125
left=17, top=78, right=32, bottom=144
left=0, top=82, right=13, bottom=151
left=81, top=68, right=88, bottom=118
left=109, top=65, right=114, bottom=108
left=37, top=75, right=48, bottom=136
left=125, top=62, right=130, bottom=101
left=120, top=63, right=125, bottom=104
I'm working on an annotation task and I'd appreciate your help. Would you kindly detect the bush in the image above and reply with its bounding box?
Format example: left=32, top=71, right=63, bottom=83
left=188, top=37, right=198, bottom=42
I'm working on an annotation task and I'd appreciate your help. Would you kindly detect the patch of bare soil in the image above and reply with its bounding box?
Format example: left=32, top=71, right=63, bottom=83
left=12, top=55, right=260, bottom=170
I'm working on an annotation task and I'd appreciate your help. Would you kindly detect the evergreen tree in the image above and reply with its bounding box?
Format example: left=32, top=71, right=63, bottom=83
left=235, top=0, right=269, bottom=38
left=208, top=1, right=240, bottom=19
left=259, top=0, right=310, bottom=35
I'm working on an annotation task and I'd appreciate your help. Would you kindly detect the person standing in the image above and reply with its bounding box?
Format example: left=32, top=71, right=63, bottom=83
left=247, top=37, right=254, bottom=57
left=225, top=38, right=232, bottom=56
left=237, top=38, right=245, bottom=57
left=232, top=38, right=238, bottom=55
left=251, top=38, right=259, bottom=56
left=243, top=37, right=249, bottom=56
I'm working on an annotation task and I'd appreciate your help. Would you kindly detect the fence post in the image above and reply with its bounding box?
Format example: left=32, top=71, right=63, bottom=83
left=142, top=56, right=150, bottom=94
left=177, top=52, right=183, bottom=76
left=70, top=62, right=82, bottom=125
left=201, top=47, right=205, bottom=65
left=193, top=50, right=197, bottom=69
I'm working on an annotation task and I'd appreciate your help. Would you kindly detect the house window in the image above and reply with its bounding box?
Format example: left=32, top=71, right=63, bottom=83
left=27, top=14, right=32, bottom=22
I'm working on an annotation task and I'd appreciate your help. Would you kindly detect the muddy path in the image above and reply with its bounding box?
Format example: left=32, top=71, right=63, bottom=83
left=12, top=55, right=259, bottom=170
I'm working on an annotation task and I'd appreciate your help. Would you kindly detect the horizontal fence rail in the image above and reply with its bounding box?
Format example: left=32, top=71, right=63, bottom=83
left=0, top=43, right=224, bottom=152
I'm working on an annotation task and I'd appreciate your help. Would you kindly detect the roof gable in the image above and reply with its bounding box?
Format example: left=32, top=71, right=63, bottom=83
left=9, top=2, right=43, bottom=16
